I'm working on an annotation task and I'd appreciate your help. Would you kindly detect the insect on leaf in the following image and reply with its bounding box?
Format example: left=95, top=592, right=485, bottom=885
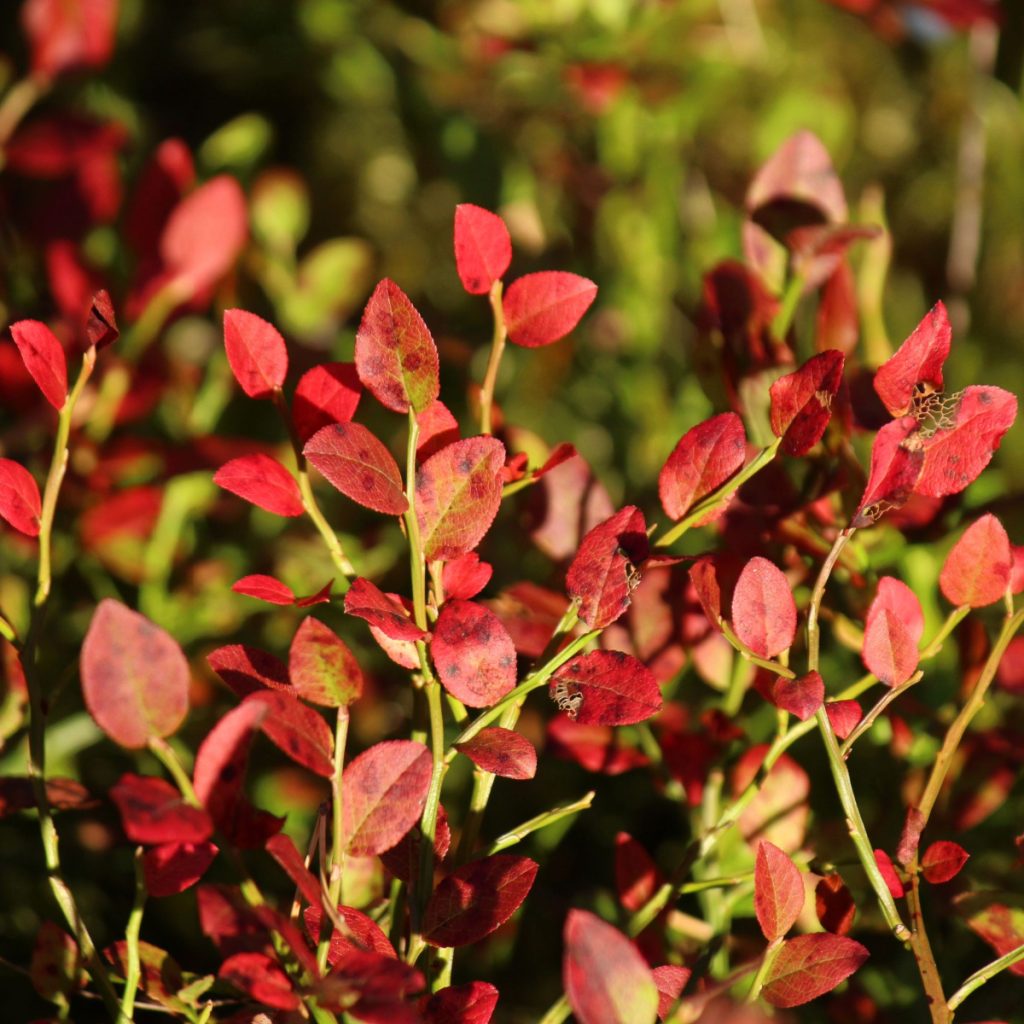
left=502, top=271, right=597, bottom=348
left=550, top=650, right=661, bottom=726
left=454, top=204, right=512, bottom=294
left=731, top=557, right=796, bottom=658
left=432, top=600, right=517, bottom=708
left=852, top=416, right=924, bottom=527
left=213, top=453, right=304, bottom=517
left=939, top=514, right=1012, bottom=608
left=222, top=309, right=288, bottom=400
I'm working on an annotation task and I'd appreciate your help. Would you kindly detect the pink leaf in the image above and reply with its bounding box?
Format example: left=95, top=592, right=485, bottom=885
left=652, top=965, right=691, bottom=1021
left=769, top=350, right=845, bottom=456
left=214, top=453, right=303, bottom=517
left=921, top=840, right=970, bottom=884
left=0, top=458, right=42, bottom=536
left=10, top=320, right=67, bottom=409
left=222, top=309, right=288, bottom=400
left=454, top=728, right=537, bottom=780
left=454, top=205, right=512, bottom=295
left=772, top=671, right=824, bottom=721
left=852, top=416, right=924, bottom=527
left=862, top=577, right=923, bottom=687
left=292, top=362, right=361, bottom=443
left=761, top=934, right=869, bottom=1008
left=432, top=600, right=517, bottom=708
left=289, top=617, right=363, bottom=707
left=939, top=514, right=1012, bottom=608
left=243, top=690, right=334, bottom=778
left=232, top=574, right=295, bottom=605
left=143, top=841, right=217, bottom=898
left=344, top=577, right=428, bottom=641
left=550, top=650, right=662, bottom=726
left=109, top=773, right=212, bottom=845
left=423, top=981, right=500, bottom=1024
left=22, top=0, right=118, bottom=78
left=825, top=700, right=862, bottom=740
left=754, top=840, right=806, bottom=941
left=502, top=271, right=597, bottom=348
left=731, top=557, right=796, bottom=658
left=873, top=303, right=951, bottom=417
left=442, top=553, right=493, bottom=601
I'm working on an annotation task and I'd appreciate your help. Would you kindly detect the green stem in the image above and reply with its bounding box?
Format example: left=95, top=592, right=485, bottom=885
left=948, top=941, right=1024, bottom=1012
left=772, top=271, right=807, bottom=341
left=479, top=280, right=507, bottom=435
left=839, top=670, right=922, bottom=759
left=148, top=737, right=200, bottom=806
left=318, top=707, right=350, bottom=972
left=481, top=792, right=595, bottom=857
left=410, top=679, right=446, bottom=944
left=721, top=620, right=795, bottom=679
left=537, top=995, right=571, bottom=1024
left=919, top=606, right=970, bottom=659
left=745, top=938, right=783, bottom=1004
left=404, top=410, right=427, bottom=632
left=119, top=849, right=148, bottom=1022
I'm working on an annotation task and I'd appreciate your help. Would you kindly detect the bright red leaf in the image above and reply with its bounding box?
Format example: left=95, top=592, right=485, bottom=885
left=232, top=574, right=295, bottom=605
left=754, top=840, right=805, bottom=941
left=921, top=840, right=970, bottom=884
left=502, top=271, right=597, bottom=348
left=213, top=453, right=303, bottom=517
left=769, top=350, right=845, bottom=456
left=10, top=320, right=68, bottom=409
left=731, top=557, right=796, bottom=658
left=267, top=833, right=323, bottom=907
left=455, top=728, right=536, bottom=780
left=862, top=577, right=923, bottom=687
left=0, top=458, right=42, bottom=536
left=815, top=874, right=856, bottom=936
left=761, top=934, right=869, bottom=1008
left=207, top=644, right=291, bottom=698
left=939, top=514, right=1012, bottom=608
left=244, top=690, right=334, bottom=778
left=292, top=362, right=361, bottom=443
left=771, top=671, right=824, bottom=721
left=289, top=616, right=363, bottom=707
left=222, top=309, right=288, bottom=400
left=344, top=577, right=428, bottom=642
left=143, top=841, right=217, bottom=898
left=219, top=952, right=298, bottom=1011
left=874, top=849, right=905, bottom=898
left=454, top=205, right=512, bottom=295
left=550, top=650, right=661, bottom=726
left=852, top=416, right=924, bottom=526
left=432, top=600, right=516, bottom=708
left=614, top=833, right=660, bottom=914
left=443, top=553, right=492, bottom=601
left=874, top=302, right=951, bottom=417
left=109, top=773, right=212, bottom=845
left=423, top=981, right=500, bottom=1024
left=22, top=0, right=117, bottom=78
left=825, top=700, right=862, bottom=740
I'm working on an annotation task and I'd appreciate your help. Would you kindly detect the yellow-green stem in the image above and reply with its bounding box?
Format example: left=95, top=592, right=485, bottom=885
left=318, top=707, right=350, bottom=972
left=119, top=849, right=148, bottom=1022
left=745, top=938, right=783, bottom=1004
left=948, top=941, right=1024, bottom=1013
left=479, top=281, right=507, bottom=435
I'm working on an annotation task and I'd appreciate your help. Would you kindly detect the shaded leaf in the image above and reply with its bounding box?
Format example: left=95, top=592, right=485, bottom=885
left=754, top=840, right=805, bottom=941
left=303, top=903, right=395, bottom=963
left=443, top=553, right=493, bottom=601
left=85, top=288, right=118, bottom=349
left=546, top=717, right=650, bottom=776
left=614, top=832, right=661, bottom=914
left=143, top=841, right=218, bottom=898
left=244, top=690, right=334, bottom=778
left=769, top=351, right=844, bottom=456
left=874, top=303, right=951, bottom=417
left=862, top=577, right=923, bottom=687
left=267, top=833, right=323, bottom=907
left=771, top=671, right=824, bottom=721
left=454, top=205, right=512, bottom=294
left=109, top=773, right=212, bottom=845
left=939, top=514, right=1012, bottom=608
left=921, top=841, right=969, bottom=884
left=207, top=644, right=291, bottom=699
left=815, top=874, right=856, bottom=936
left=379, top=804, right=451, bottom=886
left=652, top=965, right=691, bottom=1022
left=344, top=577, right=428, bottom=641
left=232, top=574, right=295, bottom=605
left=432, top=600, right=516, bottom=708
left=10, top=320, right=67, bottom=409
left=214, top=453, right=303, bottom=517
left=22, top=0, right=118, bottom=78
left=503, top=271, right=597, bottom=348
left=223, top=309, right=288, bottom=400
left=964, top=899, right=1024, bottom=977
left=416, top=399, right=461, bottom=463
left=825, top=700, right=862, bottom=740
left=423, top=981, right=499, bottom=1024
left=0, top=776, right=95, bottom=817
left=105, top=941, right=189, bottom=1013
left=731, top=558, right=796, bottom=658
left=292, top=362, right=361, bottom=443
left=30, top=922, right=80, bottom=1002
left=550, top=650, right=661, bottom=726
left=0, top=458, right=42, bottom=536
left=852, top=416, right=924, bottom=527
left=762, top=934, right=869, bottom=1008
left=289, top=617, right=363, bottom=707
left=455, top=728, right=536, bottom=780
left=219, top=952, right=298, bottom=1011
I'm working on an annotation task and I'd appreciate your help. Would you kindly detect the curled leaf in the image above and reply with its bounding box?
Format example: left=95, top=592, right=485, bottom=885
left=873, top=302, right=951, bottom=417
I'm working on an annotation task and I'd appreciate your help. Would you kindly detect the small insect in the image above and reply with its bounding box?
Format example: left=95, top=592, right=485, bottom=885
left=616, top=545, right=643, bottom=595
left=551, top=678, right=583, bottom=720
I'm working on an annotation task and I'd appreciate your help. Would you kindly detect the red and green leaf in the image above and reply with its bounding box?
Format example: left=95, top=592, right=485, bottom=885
left=289, top=616, right=363, bottom=707
left=761, top=934, right=869, bottom=1008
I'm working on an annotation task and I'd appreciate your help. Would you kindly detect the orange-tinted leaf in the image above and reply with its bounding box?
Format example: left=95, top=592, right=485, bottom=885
left=292, top=362, right=361, bottom=443
left=143, top=841, right=217, bottom=897
left=303, top=422, right=407, bottom=515
left=454, top=205, right=511, bottom=295
left=455, top=727, right=536, bottom=780
left=267, top=833, right=323, bottom=907
left=614, top=833, right=660, bottom=914
left=652, top=965, right=690, bottom=1021
left=110, top=773, right=212, bottom=845
left=443, top=553, right=492, bottom=601
left=825, top=700, right=862, bottom=740
left=503, top=271, right=597, bottom=348
left=815, top=874, right=856, bottom=935
left=732, top=557, right=796, bottom=658
left=939, top=514, right=1012, bottom=608
left=563, top=909, right=658, bottom=1024
left=423, top=981, right=500, bottom=1024
left=921, top=840, right=969, bottom=884
left=432, top=600, right=516, bottom=708
left=214, top=453, right=303, bottom=517
left=771, top=671, right=824, bottom=721
left=288, top=617, right=363, bottom=707
left=208, top=644, right=291, bottom=698
left=10, top=320, right=67, bottom=409
left=873, top=849, right=904, bottom=898
left=852, top=415, right=924, bottom=526
left=342, top=740, right=432, bottom=856
left=551, top=650, right=661, bottom=726
left=355, top=278, right=439, bottom=414
left=423, top=854, right=538, bottom=947
left=754, top=840, right=805, bottom=941
left=344, top=577, right=428, bottom=641
left=862, top=577, right=923, bottom=687
left=769, top=351, right=844, bottom=456
left=416, top=437, right=505, bottom=561
left=222, top=309, right=288, bottom=400
left=0, top=458, right=42, bottom=536
left=220, top=952, right=298, bottom=1011
left=303, top=903, right=395, bottom=963
left=658, top=413, right=747, bottom=523
left=232, top=574, right=295, bottom=605
left=81, top=600, right=190, bottom=749
left=874, top=302, right=951, bottom=417
left=244, top=690, right=333, bottom=778
left=762, top=934, right=869, bottom=1008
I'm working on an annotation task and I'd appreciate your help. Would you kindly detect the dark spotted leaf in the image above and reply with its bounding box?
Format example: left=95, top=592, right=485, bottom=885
left=289, top=616, right=363, bottom=707
left=432, top=600, right=516, bottom=708
left=455, top=728, right=536, bottom=780
left=550, top=650, right=661, bottom=726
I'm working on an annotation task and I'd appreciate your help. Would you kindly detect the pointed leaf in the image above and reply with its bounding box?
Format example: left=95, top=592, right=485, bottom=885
left=344, top=577, right=428, bottom=641
left=81, top=600, right=190, bottom=749
left=825, top=700, right=862, bottom=740
left=208, top=644, right=291, bottom=698
left=754, top=840, right=806, bottom=941
left=921, top=840, right=970, bottom=884
left=652, top=965, right=691, bottom=1021
left=615, top=833, right=661, bottom=914
left=267, top=833, right=323, bottom=907
left=85, top=288, right=118, bottom=350
left=244, top=690, right=334, bottom=778
left=432, top=600, right=516, bottom=708
left=939, top=514, right=1012, bottom=608
left=10, top=320, right=67, bottom=409
left=852, top=416, right=924, bottom=527
left=302, top=903, right=395, bottom=963
left=288, top=617, right=363, bottom=708
left=503, top=271, right=597, bottom=348
left=423, top=981, right=500, bottom=1024
left=551, top=650, right=661, bottom=726
left=143, top=841, right=218, bottom=897
left=761, top=934, right=869, bottom=1008
left=874, top=303, right=951, bottom=417
left=223, top=309, right=288, bottom=400
left=0, top=458, right=42, bottom=536
left=455, top=728, right=536, bottom=780
left=815, top=874, right=856, bottom=935
left=219, top=952, right=299, bottom=1011
left=771, top=670, right=824, bottom=721
left=355, top=278, right=439, bottom=414
left=292, top=362, right=361, bottom=443
left=214, top=453, right=303, bottom=517
left=769, top=351, right=845, bottom=455
left=442, top=553, right=492, bottom=601
left=732, top=557, right=796, bottom=658
left=232, top=574, right=295, bottom=605
left=454, top=205, right=512, bottom=295
left=873, top=849, right=905, bottom=898
left=109, top=773, right=212, bottom=844
left=862, top=577, right=923, bottom=686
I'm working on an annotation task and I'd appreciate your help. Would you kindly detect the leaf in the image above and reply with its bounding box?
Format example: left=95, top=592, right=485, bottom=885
left=443, top=553, right=493, bottom=601
left=344, top=577, right=428, bottom=641
left=105, top=941, right=189, bottom=1013
left=243, top=690, right=334, bottom=778
left=825, top=700, right=862, bottom=740
left=109, top=773, right=212, bottom=845
left=815, top=874, right=856, bottom=935
left=303, top=903, right=395, bottom=963
left=454, top=205, right=512, bottom=295
left=0, top=458, right=42, bottom=536
left=380, top=804, right=451, bottom=886
left=964, top=899, right=1024, bottom=977
left=658, top=412, right=747, bottom=523
left=432, top=600, right=516, bottom=708
left=423, top=854, right=538, bottom=947
left=455, top=728, right=537, bottom=780
left=550, top=650, right=661, bottom=726
left=769, top=351, right=845, bottom=456
left=222, top=309, right=288, bottom=400
left=267, top=833, right=323, bottom=907
left=566, top=506, right=649, bottom=629
left=313, top=948, right=424, bottom=1017
left=862, top=577, right=923, bottom=687
left=731, top=557, right=797, bottom=658
left=292, top=362, right=361, bottom=443
left=232, top=574, right=295, bottom=605
left=939, top=514, right=1012, bottom=608
left=852, top=416, right=924, bottom=527
left=873, top=302, right=951, bottom=417
left=355, top=278, right=440, bottom=414
left=416, top=437, right=506, bottom=561
left=771, top=671, right=824, bottom=721
left=873, top=849, right=905, bottom=898
left=423, top=981, right=500, bottom=1024
left=289, top=617, right=363, bottom=707
left=754, top=840, right=805, bottom=941
left=304, top=422, right=408, bottom=515
left=207, top=644, right=291, bottom=698
left=81, top=600, right=190, bottom=749
left=22, top=0, right=118, bottom=78
left=563, top=909, right=658, bottom=1024
left=614, top=833, right=661, bottom=914
left=214, top=453, right=304, bottom=517
left=921, top=841, right=970, bottom=884
left=219, top=952, right=299, bottom=1011
left=342, top=740, right=432, bottom=856
left=502, top=271, right=598, bottom=348
left=0, top=776, right=96, bottom=816
left=85, top=288, right=118, bottom=349
left=761, top=934, right=869, bottom=1008
left=10, top=320, right=67, bottom=409
left=416, top=399, right=461, bottom=462
left=652, top=965, right=691, bottom=1021
left=30, top=921, right=81, bottom=1002
left=143, top=841, right=218, bottom=898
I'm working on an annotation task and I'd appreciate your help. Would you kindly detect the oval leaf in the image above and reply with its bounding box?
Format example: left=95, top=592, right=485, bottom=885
left=454, top=205, right=512, bottom=295
left=432, top=600, right=516, bottom=708
left=223, top=309, right=288, bottom=400
left=0, top=458, right=42, bottom=536
left=455, top=728, right=537, bottom=780
left=939, top=514, right=1012, bottom=608
left=921, top=840, right=970, bottom=884
left=232, top=574, right=295, bottom=605
left=754, top=840, right=805, bottom=941
left=503, top=271, right=597, bottom=348
left=862, top=577, right=923, bottom=687
left=243, top=690, right=334, bottom=778
left=10, top=320, right=67, bottom=409
left=874, top=302, right=951, bottom=417
left=292, top=362, right=361, bottom=443
left=443, top=553, right=493, bottom=601
left=815, top=874, right=856, bottom=936
left=771, top=671, right=824, bottom=722
left=423, top=981, right=500, bottom=1024
left=769, top=350, right=844, bottom=456
left=214, top=453, right=303, bottom=517
left=762, top=934, right=869, bottom=1008
left=344, top=577, right=428, bottom=641
left=289, top=617, right=363, bottom=707
left=731, top=557, right=796, bottom=658
left=551, top=650, right=661, bottom=726
left=110, top=773, right=213, bottom=845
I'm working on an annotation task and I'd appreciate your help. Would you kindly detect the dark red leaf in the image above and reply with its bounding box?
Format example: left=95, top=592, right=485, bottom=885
left=771, top=671, right=824, bottom=721
left=289, top=617, right=363, bottom=707
left=761, top=934, right=869, bottom=1008
left=455, top=728, right=536, bottom=780
left=104, top=940, right=185, bottom=1012
left=862, top=577, right=923, bottom=687
left=0, top=458, right=42, bottom=536
left=314, top=948, right=424, bottom=1017
left=503, top=272, right=597, bottom=348
left=244, top=690, right=334, bottom=778
left=304, top=422, right=408, bottom=515
left=815, top=874, right=856, bottom=935
left=197, top=883, right=269, bottom=955
left=852, top=416, right=924, bottom=527
left=208, top=644, right=291, bottom=698
left=292, top=362, right=361, bottom=443
left=423, top=981, right=499, bottom=1024
left=423, top=854, right=538, bottom=947
left=303, top=903, right=395, bottom=963
left=939, top=514, right=1012, bottom=608
left=85, top=289, right=118, bottom=349
left=344, top=577, right=428, bottom=641
left=874, top=303, right=951, bottom=417
left=0, top=776, right=95, bottom=817
left=214, top=453, right=304, bottom=517
left=379, top=804, right=451, bottom=886
left=825, top=700, right=862, bottom=740
left=267, top=833, right=323, bottom=907
left=109, top=773, right=212, bottom=845
left=432, top=600, right=516, bottom=708
left=652, top=965, right=690, bottom=1021
left=754, top=840, right=805, bottom=941
left=658, top=412, right=747, bottom=523
left=443, top=553, right=493, bottom=601
left=874, top=849, right=905, bottom=898
left=81, top=600, right=190, bottom=749
left=222, top=308, right=288, bottom=400
left=563, top=909, right=658, bottom=1024
left=10, top=320, right=68, bottom=409
left=355, top=279, right=440, bottom=414
left=731, top=557, right=797, bottom=658
left=219, top=952, right=299, bottom=1011
left=454, top=205, right=512, bottom=295
left=769, top=351, right=845, bottom=456
left=614, top=833, right=660, bottom=914
left=232, top=574, right=295, bottom=605
left=29, top=921, right=80, bottom=1002
left=921, top=840, right=970, bottom=884
left=143, top=841, right=217, bottom=897
left=416, top=400, right=461, bottom=463
left=551, top=650, right=661, bottom=726
left=22, top=0, right=118, bottom=78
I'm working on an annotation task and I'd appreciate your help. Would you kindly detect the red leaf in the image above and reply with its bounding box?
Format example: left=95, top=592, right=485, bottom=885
left=551, top=650, right=661, bottom=726
left=771, top=671, right=824, bottom=721
left=0, top=458, right=42, bottom=536
left=815, top=874, right=856, bottom=935
left=614, top=833, right=661, bottom=914
left=443, top=553, right=493, bottom=601
left=162, top=177, right=248, bottom=294
left=416, top=399, right=461, bottom=463
left=566, top=506, right=649, bottom=629
left=10, top=320, right=67, bottom=409
left=455, top=728, right=536, bottom=780
left=296, top=579, right=334, bottom=607
left=379, top=804, right=451, bottom=886
left=303, top=903, right=395, bottom=963
left=825, top=700, right=862, bottom=740
left=503, top=271, right=597, bottom=348
left=761, top=934, right=869, bottom=1008
left=432, top=600, right=516, bottom=708
left=921, top=840, right=970, bottom=884
left=220, top=951, right=299, bottom=1011
left=547, top=717, right=650, bottom=776
left=873, top=849, right=905, bottom=898
left=652, top=965, right=690, bottom=1021
left=208, top=644, right=291, bottom=698
left=267, top=833, right=323, bottom=907
left=85, top=289, right=118, bottom=349
left=292, top=362, right=361, bottom=443
left=30, top=921, right=80, bottom=1001
left=289, top=617, right=363, bottom=707
left=344, top=578, right=428, bottom=641
left=874, top=303, right=951, bottom=417
left=658, top=412, right=747, bottom=523
left=81, top=600, right=190, bottom=749
left=939, top=514, right=1012, bottom=608
left=454, top=205, right=512, bottom=295
left=416, top=437, right=506, bottom=561
left=754, top=840, right=806, bottom=941
left=423, top=854, right=538, bottom=947
left=222, top=309, right=288, bottom=400
left=342, top=740, right=432, bottom=856
left=769, top=351, right=845, bottom=456
left=852, top=416, right=924, bottom=527
left=355, top=279, right=439, bottom=414
left=423, top=981, right=499, bottom=1024
left=232, top=574, right=295, bottom=605
left=731, top=557, right=797, bottom=658
left=143, top=841, right=217, bottom=898
left=21, top=0, right=117, bottom=78
left=563, top=909, right=658, bottom=1024
left=214, top=453, right=303, bottom=517
left=109, top=773, right=212, bottom=845
left=244, top=690, right=334, bottom=778
left=897, top=807, right=927, bottom=867
left=304, top=422, right=408, bottom=515
left=862, top=577, right=923, bottom=687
